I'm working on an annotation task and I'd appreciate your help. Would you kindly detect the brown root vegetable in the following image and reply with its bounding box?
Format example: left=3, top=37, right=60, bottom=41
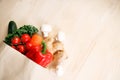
left=43, top=31, right=67, bottom=70
left=48, top=50, right=64, bottom=69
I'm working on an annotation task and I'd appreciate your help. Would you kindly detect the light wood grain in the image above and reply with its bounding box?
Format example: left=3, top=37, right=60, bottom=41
left=0, top=0, right=120, bottom=80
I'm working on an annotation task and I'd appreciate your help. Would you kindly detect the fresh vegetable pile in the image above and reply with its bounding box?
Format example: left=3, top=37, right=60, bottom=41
left=4, top=21, right=53, bottom=67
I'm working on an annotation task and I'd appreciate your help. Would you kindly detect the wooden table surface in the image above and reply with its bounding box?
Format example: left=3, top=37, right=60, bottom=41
left=0, top=0, right=120, bottom=80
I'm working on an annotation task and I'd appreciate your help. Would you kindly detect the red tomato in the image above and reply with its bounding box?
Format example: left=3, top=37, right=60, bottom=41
left=11, top=36, right=21, bottom=45
left=17, top=45, right=25, bottom=53
left=21, top=34, right=31, bottom=43
left=26, top=42, right=33, bottom=51
left=11, top=45, right=16, bottom=49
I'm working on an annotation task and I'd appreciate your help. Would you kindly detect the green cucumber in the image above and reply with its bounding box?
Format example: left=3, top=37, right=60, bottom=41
left=8, top=21, right=17, bottom=34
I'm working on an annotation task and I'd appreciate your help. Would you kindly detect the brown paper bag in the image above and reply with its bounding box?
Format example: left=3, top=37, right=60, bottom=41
left=0, top=42, right=56, bottom=80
